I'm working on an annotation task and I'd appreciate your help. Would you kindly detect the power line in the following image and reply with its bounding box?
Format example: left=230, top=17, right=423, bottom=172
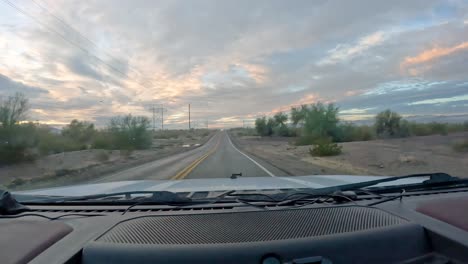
left=1, top=0, right=154, bottom=93
left=29, top=0, right=157, bottom=88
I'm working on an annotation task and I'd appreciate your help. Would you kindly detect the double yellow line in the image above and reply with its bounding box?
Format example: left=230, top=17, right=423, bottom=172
left=171, top=134, right=221, bottom=180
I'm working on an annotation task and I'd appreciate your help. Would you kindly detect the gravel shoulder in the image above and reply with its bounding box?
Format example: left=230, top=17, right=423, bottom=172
left=232, top=132, right=468, bottom=178
left=1, top=132, right=214, bottom=190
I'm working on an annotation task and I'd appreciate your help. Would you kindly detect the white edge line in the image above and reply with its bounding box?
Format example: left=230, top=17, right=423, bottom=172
left=227, top=133, right=276, bottom=177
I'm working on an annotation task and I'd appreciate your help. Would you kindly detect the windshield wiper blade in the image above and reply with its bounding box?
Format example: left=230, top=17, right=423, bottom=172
left=236, top=172, right=459, bottom=201
left=300, top=172, right=459, bottom=196
left=22, top=191, right=193, bottom=205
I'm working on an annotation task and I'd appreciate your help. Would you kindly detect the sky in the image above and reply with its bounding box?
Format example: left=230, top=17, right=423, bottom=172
left=0, top=0, right=468, bottom=128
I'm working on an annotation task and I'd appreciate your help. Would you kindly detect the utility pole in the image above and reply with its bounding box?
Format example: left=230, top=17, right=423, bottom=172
left=206, top=120, right=208, bottom=129
left=149, top=105, right=156, bottom=131
left=155, top=105, right=167, bottom=130
left=188, top=103, right=191, bottom=130
left=243, top=120, right=245, bottom=128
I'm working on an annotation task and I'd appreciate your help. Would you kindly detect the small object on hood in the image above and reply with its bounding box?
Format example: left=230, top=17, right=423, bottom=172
left=0, top=190, right=30, bottom=215
left=231, top=173, right=242, bottom=179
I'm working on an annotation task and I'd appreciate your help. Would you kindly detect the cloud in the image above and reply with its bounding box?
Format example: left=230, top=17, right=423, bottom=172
left=402, top=42, right=468, bottom=66
left=0, top=73, right=48, bottom=96
left=0, top=0, right=467, bottom=127
left=318, top=31, right=387, bottom=65
left=408, top=94, right=468, bottom=105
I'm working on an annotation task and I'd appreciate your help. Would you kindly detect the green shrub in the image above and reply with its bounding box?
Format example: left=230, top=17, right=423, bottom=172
left=107, top=115, right=152, bottom=150
left=62, top=120, right=96, bottom=144
left=309, top=138, right=342, bottom=156
left=37, top=132, right=83, bottom=155
left=95, top=150, right=110, bottom=162
left=302, top=103, right=340, bottom=141
left=153, top=130, right=183, bottom=139
left=375, top=110, right=404, bottom=138
left=335, top=123, right=376, bottom=142
left=273, top=124, right=290, bottom=137
left=92, top=132, right=116, bottom=149
left=0, top=123, right=39, bottom=164
left=453, top=140, right=468, bottom=153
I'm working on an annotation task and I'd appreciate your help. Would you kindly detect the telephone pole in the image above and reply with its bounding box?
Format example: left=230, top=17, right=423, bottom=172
left=188, top=103, right=191, bottom=130
left=149, top=105, right=156, bottom=131
left=155, top=105, right=167, bottom=130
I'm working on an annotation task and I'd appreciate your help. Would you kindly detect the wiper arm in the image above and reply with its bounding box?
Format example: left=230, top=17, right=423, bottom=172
left=231, top=172, right=459, bottom=202
left=22, top=191, right=193, bottom=205
left=301, top=172, right=458, bottom=196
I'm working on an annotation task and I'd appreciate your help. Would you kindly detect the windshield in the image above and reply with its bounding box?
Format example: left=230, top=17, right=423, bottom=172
left=1, top=1, right=467, bottom=195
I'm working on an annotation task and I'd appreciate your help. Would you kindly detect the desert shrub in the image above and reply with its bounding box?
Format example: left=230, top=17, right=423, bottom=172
left=407, top=122, right=464, bottom=136
left=303, top=103, right=340, bottom=140
left=0, top=123, right=39, bottom=164
left=335, top=123, right=376, bottom=142
left=453, top=140, right=468, bottom=153
left=37, top=131, right=83, bottom=155
left=92, top=131, right=115, bottom=149
left=375, top=110, right=405, bottom=138
left=62, top=119, right=96, bottom=144
left=273, top=124, right=290, bottom=137
left=398, top=120, right=411, bottom=137
left=309, top=138, right=342, bottom=156
left=231, top=127, right=257, bottom=137
left=408, top=122, right=432, bottom=136
left=0, top=93, right=38, bottom=164
left=153, top=130, right=183, bottom=139
left=95, top=150, right=110, bottom=162
left=108, top=115, right=152, bottom=150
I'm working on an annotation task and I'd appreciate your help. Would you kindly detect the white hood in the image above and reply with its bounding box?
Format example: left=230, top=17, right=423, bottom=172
left=16, top=175, right=426, bottom=197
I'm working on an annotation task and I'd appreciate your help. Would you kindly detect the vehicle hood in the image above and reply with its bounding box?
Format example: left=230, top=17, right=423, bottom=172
left=16, top=175, right=426, bottom=197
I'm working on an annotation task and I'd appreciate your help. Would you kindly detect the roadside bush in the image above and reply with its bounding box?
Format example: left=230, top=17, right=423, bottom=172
left=37, top=131, right=83, bottom=155
left=407, top=122, right=465, bottom=137
left=153, top=130, right=183, bottom=139
left=91, top=132, right=115, bottom=149
left=273, top=124, right=290, bottom=137
left=453, top=140, right=468, bottom=153
left=108, top=115, right=152, bottom=150
left=0, top=123, right=38, bottom=164
left=335, top=123, right=376, bottom=142
left=303, top=103, right=340, bottom=140
left=309, top=138, right=342, bottom=156
left=375, top=109, right=405, bottom=138
left=62, top=119, right=96, bottom=144
left=94, top=150, right=110, bottom=162
left=231, top=127, right=257, bottom=137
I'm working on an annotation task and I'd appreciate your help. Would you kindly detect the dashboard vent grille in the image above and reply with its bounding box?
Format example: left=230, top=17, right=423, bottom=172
left=97, top=206, right=406, bottom=245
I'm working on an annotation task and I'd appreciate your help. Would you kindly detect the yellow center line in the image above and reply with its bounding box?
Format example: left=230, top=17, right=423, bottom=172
left=171, top=134, right=222, bottom=180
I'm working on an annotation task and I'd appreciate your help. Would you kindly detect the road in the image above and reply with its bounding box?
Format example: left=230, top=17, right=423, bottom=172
left=94, top=131, right=286, bottom=183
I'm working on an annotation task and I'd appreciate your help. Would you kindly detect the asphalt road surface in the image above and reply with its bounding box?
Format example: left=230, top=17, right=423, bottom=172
left=95, top=131, right=286, bottom=183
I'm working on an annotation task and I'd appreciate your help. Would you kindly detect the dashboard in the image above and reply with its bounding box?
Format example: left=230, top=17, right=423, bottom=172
left=2, top=188, right=468, bottom=264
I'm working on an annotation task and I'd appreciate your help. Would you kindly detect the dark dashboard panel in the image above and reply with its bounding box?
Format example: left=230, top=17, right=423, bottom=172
left=95, top=206, right=406, bottom=244
left=2, top=189, right=468, bottom=264
left=85, top=224, right=428, bottom=264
